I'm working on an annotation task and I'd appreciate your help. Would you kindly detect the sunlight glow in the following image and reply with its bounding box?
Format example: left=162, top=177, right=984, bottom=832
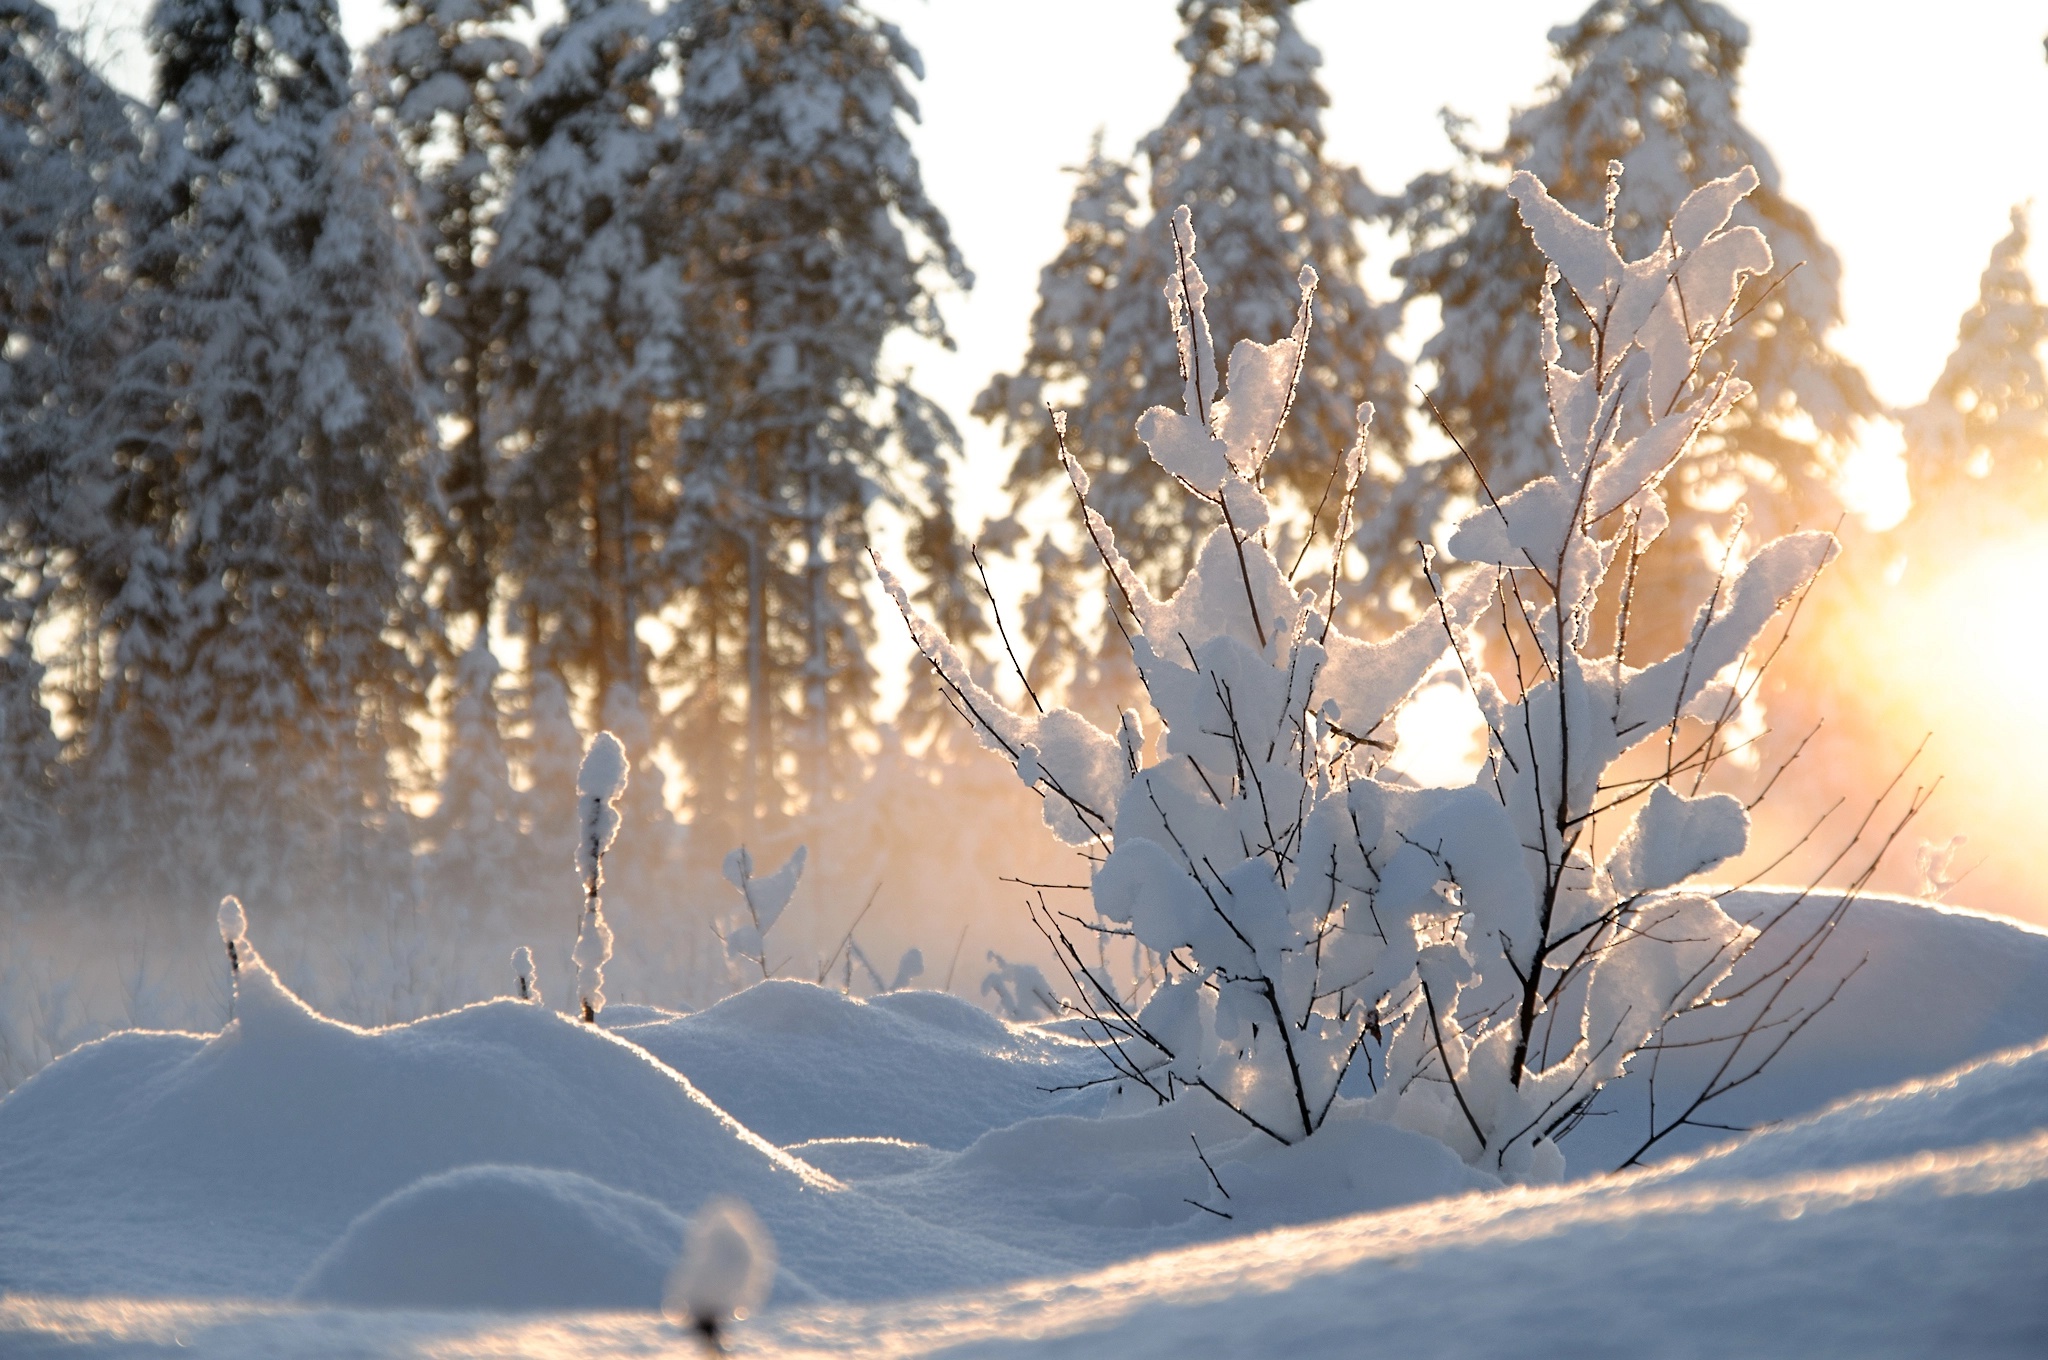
left=1834, top=419, right=1912, bottom=532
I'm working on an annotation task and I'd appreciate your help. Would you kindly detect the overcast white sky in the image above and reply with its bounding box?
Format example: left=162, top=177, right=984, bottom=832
left=58, top=0, right=2048, bottom=522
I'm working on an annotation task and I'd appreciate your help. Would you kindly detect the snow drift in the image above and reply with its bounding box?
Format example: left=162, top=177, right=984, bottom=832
left=0, top=946, right=1044, bottom=1302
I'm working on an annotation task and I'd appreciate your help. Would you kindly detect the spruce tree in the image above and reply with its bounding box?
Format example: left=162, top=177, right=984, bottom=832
left=1904, top=206, right=2048, bottom=519
left=425, top=635, right=524, bottom=916
left=660, top=0, right=968, bottom=822
left=971, top=139, right=1136, bottom=709
left=1394, top=0, right=1874, bottom=630
left=487, top=0, right=681, bottom=709
left=980, top=0, right=1406, bottom=687
left=95, top=0, right=432, bottom=896
left=372, top=0, right=532, bottom=640
left=0, top=0, right=140, bottom=858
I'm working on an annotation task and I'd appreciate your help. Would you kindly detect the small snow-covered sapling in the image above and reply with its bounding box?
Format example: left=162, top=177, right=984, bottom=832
left=573, top=732, right=629, bottom=1022
left=663, top=1196, right=776, bottom=1350
left=720, top=845, right=806, bottom=980
left=512, top=946, right=539, bottom=1003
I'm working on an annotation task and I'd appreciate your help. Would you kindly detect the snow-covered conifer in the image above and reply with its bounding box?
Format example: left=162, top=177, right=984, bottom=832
left=371, top=0, right=532, bottom=637
left=517, top=667, right=583, bottom=848
left=1903, top=206, right=2048, bottom=516
left=94, top=0, right=433, bottom=895
left=980, top=1, right=1406, bottom=629
left=0, top=0, right=141, bottom=869
left=1393, top=0, right=1872, bottom=637
left=488, top=0, right=678, bottom=708
left=660, top=0, right=970, bottom=818
left=425, top=637, right=524, bottom=917
left=890, top=167, right=1835, bottom=1176
left=572, top=730, right=628, bottom=1020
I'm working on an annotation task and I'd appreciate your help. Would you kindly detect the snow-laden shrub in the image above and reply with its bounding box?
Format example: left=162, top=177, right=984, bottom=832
left=719, top=845, right=807, bottom=981
left=883, top=170, right=1832, bottom=1178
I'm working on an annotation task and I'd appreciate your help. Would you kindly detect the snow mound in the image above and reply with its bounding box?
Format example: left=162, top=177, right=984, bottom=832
left=8, top=1131, right=2041, bottom=1356
left=1663, top=1034, right=2048, bottom=1184
left=0, top=954, right=1047, bottom=1302
left=852, top=1095, right=1498, bottom=1269
left=776, top=1132, right=2048, bottom=1359
left=1565, top=891, right=2048, bottom=1170
left=296, top=1165, right=694, bottom=1312
left=615, top=981, right=1105, bottom=1150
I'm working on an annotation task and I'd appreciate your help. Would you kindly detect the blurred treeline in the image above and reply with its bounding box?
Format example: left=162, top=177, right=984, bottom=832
left=1, top=0, right=2041, bottom=1011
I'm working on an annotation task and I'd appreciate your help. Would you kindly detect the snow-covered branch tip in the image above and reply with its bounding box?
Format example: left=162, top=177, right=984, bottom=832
left=721, top=844, right=806, bottom=981
left=217, top=895, right=248, bottom=1019
left=663, top=1196, right=776, bottom=1349
left=573, top=732, right=628, bottom=1022
left=512, top=946, right=539, bottom=1004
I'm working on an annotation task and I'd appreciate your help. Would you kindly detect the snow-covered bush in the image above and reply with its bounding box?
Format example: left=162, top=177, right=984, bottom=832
left=883, top=171, right=1833, bottom=1178
left=718, top=845, right=807, bottom=981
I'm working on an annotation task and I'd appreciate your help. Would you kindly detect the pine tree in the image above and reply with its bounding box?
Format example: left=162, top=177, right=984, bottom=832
left=1393, top=0, right=1874, bottom=628
left=95, top=0, right=433, bottom=896
left=517, top=666, right=583, bottom=854
left=971, top=139, right=1136, bottom=710
left=660, top=0, right=969, bottom=823
left=0, top=0, right=140, bottom=860
left=488, top=0, right=681, bottom=709
left=372, top=0, right=532, bottom=640
left=425, top=635, right=523, bottom=915
left=980, top=0, right=1406, bottom=686
left=1904, top=206, right=2048, bottom=518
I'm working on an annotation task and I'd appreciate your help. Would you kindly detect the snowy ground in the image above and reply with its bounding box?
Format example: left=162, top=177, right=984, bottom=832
left=2, top=891, right=2044, bottom=1356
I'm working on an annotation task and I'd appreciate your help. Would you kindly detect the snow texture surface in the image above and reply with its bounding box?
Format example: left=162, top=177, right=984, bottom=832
left=0, top=895, right=2042, bottom=1355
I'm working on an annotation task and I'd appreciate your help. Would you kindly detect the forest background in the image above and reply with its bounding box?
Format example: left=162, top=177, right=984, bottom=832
left=6, top=0, right=2047, bottom=1081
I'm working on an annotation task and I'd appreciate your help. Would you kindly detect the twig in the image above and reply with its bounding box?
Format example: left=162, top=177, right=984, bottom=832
left=973, top=543, right=1043, bottom=714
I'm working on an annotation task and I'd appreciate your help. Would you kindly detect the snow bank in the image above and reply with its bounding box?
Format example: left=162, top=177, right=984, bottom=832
left=1661, top=1034, right=2048, bottom=1184
left=2, top=893, right=2041, bottom=1330
left=1568, top=890, right=2048, bottom=1169
left=296, top=1165, right=695, bottom=1311
left=614, top=980, right=1106, bottom=1150
left=0, top=953, right=1047, bottom=1303
left=853, top=1094, right=1498, bottom=1270
left=7, top=1126, right=2040, bottom=1356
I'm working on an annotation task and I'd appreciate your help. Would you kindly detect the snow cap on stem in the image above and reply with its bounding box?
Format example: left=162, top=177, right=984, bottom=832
left=512, top=946, right=539, bottom=1003
left=664, top=1197, right=776, bottom=1338
left=575, top=731, right=629, bottom=891
left=217, top=896, right=247, bottom=967
left=573, top=732, right=628, bottom=1021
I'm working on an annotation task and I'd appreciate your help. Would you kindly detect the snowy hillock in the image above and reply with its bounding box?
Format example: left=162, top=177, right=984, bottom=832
left=1659, top=1033, right=2048, bottom=1185
left=1567, top=891, right=2048, bottom=1170
left=5, top=1046, right=2041, bottom=1355
left=297, top=1166, right=699, bottom=1311
left=0, top=950, right=1048, bottom=1303
left=612, top=980, right=1107, bottom=1151
left=1, top=892, right=2044, bottom=1336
